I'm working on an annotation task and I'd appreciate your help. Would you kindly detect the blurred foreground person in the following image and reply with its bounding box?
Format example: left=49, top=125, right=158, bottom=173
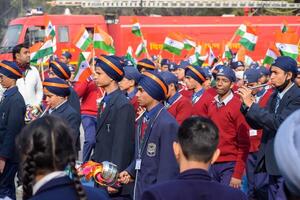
left=142, top=117, right=247, bottom=200
left=17, top=116, right=109, bottom=200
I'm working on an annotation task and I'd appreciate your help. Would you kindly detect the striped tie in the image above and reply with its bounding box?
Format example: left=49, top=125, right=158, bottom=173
left=274, top=94, right=281, bottom=113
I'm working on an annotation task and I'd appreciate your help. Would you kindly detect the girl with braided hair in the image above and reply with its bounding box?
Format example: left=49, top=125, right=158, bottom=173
left=16, top=115, right=109, bottom=200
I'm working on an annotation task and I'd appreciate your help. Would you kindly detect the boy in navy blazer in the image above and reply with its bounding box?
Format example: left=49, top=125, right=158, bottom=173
left=0, top=60, right=25, bottom=199
left=239, top=56, right=300, bottom=199
left=119, top=71, right=179, bottom=200
left=43, top=78, right=81, bottom=152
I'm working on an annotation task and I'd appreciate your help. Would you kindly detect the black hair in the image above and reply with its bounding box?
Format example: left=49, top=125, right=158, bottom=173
left=17, top=116, right=87, bottom=200
left=178, top=116, right=219, bottom=163
left=12, top=43, right=29, bottom=60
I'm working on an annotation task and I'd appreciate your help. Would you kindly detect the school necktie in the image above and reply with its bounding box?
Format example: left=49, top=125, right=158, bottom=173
left=140, top=114, right=149, bottom=140
left=274, top=94, right=281, bottom=113
left=97, top=100, right=106, bottom=117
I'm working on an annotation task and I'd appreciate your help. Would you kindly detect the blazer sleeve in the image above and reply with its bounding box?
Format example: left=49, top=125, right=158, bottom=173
left=156, top=121, right=179, bottom=182
left=245, top=95, right=300, bottom=133
left=141, top=189, right=160, bottom=200
left=110, top=103, right=135, bottom=171
left=0, top=99, right=25, bottom=159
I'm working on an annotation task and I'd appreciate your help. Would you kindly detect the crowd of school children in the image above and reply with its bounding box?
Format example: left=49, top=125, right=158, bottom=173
left=0, top=43, right=300, bottom=200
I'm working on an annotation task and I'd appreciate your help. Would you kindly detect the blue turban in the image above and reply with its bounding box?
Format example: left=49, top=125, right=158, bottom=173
left=177, top=60, right=190, bottom=69
left=257, top=66, right=270, bottom=76
left=161, top=59, right=170, bottom=66
left=62, top=51, right=72, bottom=59
left=49, top=60, right=71, bottom=80
left=244, top=68, right=261, bottom=83
left=202, top=67, right=212, bottom=79
left=43, top=78, right=70, bottom=97
left=137, top=59, right=156, bottom=72
left=217, top=66, right=236, bottom=82
left=138, top=71, right=168, bottom=101
left=271, top=56, right=297, bottom=75
left=124, top=66, right=141, bottom=83
left=95, top=55, right=124, bottom=82
left=168, top=62, right=177, bottom=71
left=185, top=65, right=207, bottom=84
left=274, top=109, right=300, bottom=196
left=0, top=60, right=22, bottom=80
left=160, top=71, right=178, bottom=85
left=230, top=61, right=245, bottom=70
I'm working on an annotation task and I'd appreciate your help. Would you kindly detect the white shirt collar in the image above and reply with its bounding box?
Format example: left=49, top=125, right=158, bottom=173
left=49, top=100, right=67, bottom=114
left=33, top=171, right=67, bottom=195
left=214, top=91, right=234, bottom=106
left=278, top=83, right=294, bottom=99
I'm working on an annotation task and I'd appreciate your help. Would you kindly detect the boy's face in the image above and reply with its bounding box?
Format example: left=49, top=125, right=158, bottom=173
left=0, top=74, right=15, bottom=89
left=44, top=88, right=65, bottom=109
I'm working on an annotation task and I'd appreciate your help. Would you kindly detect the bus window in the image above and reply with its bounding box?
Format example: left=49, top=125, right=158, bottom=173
left=57, top=26, right=69, bottom=43
left=24, top=26, right=45, bottom=47
left=0, top=25, right=23, bottom=53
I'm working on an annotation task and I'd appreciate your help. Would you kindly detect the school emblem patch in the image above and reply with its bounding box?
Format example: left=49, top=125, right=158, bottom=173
left=147, top=143, right=156, bottom=157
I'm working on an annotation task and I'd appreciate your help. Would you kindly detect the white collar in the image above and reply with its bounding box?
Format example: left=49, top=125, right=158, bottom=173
left=49, top=100, right=67, bottom=113
left=278, top=83, right=294, bottom=99
left=214, top=91, right=234, bottom=106
left=33, top=171, right=67, bottom=195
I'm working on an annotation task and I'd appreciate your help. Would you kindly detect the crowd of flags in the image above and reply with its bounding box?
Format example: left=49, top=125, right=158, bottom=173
left=29, top=16, right=300, bottom=83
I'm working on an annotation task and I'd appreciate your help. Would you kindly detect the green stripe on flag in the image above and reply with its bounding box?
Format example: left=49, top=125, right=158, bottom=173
left=263, top=55, right=275, bottom=65
left=81, top=38, right=92, bottom=51
left=163, top=44, right=182, bottom=55
left=279, top=50, right=298, bottom=60
left=240, top=38, right=256, bottom=51
left=94, top=41, right=115, bottom=54
left=31, top=47, right=53, bottom=61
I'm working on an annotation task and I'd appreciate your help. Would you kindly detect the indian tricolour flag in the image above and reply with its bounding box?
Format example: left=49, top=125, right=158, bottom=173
left=94, top=26, right=115, bottom=54
left=239, top=27, right=258, bottom=51
left=132, top=20, right=142, bottom=37
left=30, top=40, right=54, bottom=62
left=163, top=33, right=184, bottom=55
left=207, top=47, right=216, bottom=66
left=135, top=40, right=147, bottom=57
left=275, top=31, right=299, bottom=60
left=222, top=44, right=232, bottom=60
left=73, top=27, right=92, bottom=51
left=183, top=36, right=196, bottom=50
left=188, top=45, right=203, bottom=66
left=74, top=52, right=92, bottom=82
left=235, top=24, right=247, bottom=36
left=125, top=46, right=136, bottom=66
left=263, top=46, right=279, bottom=65
left=45, top=16, right=55, bottom=38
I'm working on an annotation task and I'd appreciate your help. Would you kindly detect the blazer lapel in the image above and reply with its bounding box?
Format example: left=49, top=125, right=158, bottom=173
left=276, top=84, right=296, bottom=114
left=96, top=90, right=121, bottom=133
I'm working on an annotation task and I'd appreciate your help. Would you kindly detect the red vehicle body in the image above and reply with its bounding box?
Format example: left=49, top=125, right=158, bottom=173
left=1, top=14, right=299, bottom=63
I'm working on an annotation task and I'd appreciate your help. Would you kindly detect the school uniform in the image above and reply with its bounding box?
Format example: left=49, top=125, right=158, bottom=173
left=68, top=87, right=81, bottom=114
left=241, top=56, right=300, bottom=200
left=49, top=100, right=81, bottom=151
left=165, top=92, right=192, bottom=124
left=0, top=87, right=26, bottom=199
left=30, top=172, right=109, bottom=200
left=142, top=169, right=247, bottom=200
left=246, top=88, right=273, bottom=200
left=126, top=87, right=139, bottom=116
left=0, top=61, right=25, bottom=200
left=208, top=92, right=250, bottom=184
left=126, top=103, right=179, bottom=200
left=191, top=89, right=213, bottom=117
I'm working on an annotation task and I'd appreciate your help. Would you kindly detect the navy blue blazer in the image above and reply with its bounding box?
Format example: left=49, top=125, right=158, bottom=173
left=242, top=84, right=300, bottom=175
left=68, top=87, right=81, bottom=114
left=29, top=176, right=109, bottom=200
left=49, top=101, right=81, bottom=150
left=141, top=169, right=247, bottom=200
left=0, top=86, right=26, bottom=163
left=91, top=89, right=135, bottom=197
left=126, top=103, right=179, bottom=200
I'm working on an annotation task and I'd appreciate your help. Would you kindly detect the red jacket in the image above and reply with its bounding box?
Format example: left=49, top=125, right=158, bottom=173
left=208, top=95, right=250, bottom=179
left=192, top=91, right=214, bottom=117
left=74, top=80, right=104, bottom=116
left=178, top=83, right=193, bottom=99
left=167, top=94, right=193, bottom=125
left=249, top=88, right=273, bottom=152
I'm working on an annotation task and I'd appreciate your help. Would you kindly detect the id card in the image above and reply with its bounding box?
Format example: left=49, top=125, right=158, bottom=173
left=249, top=129, right=257, bottom=137
left=135, top=159, right=142, bottom=170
